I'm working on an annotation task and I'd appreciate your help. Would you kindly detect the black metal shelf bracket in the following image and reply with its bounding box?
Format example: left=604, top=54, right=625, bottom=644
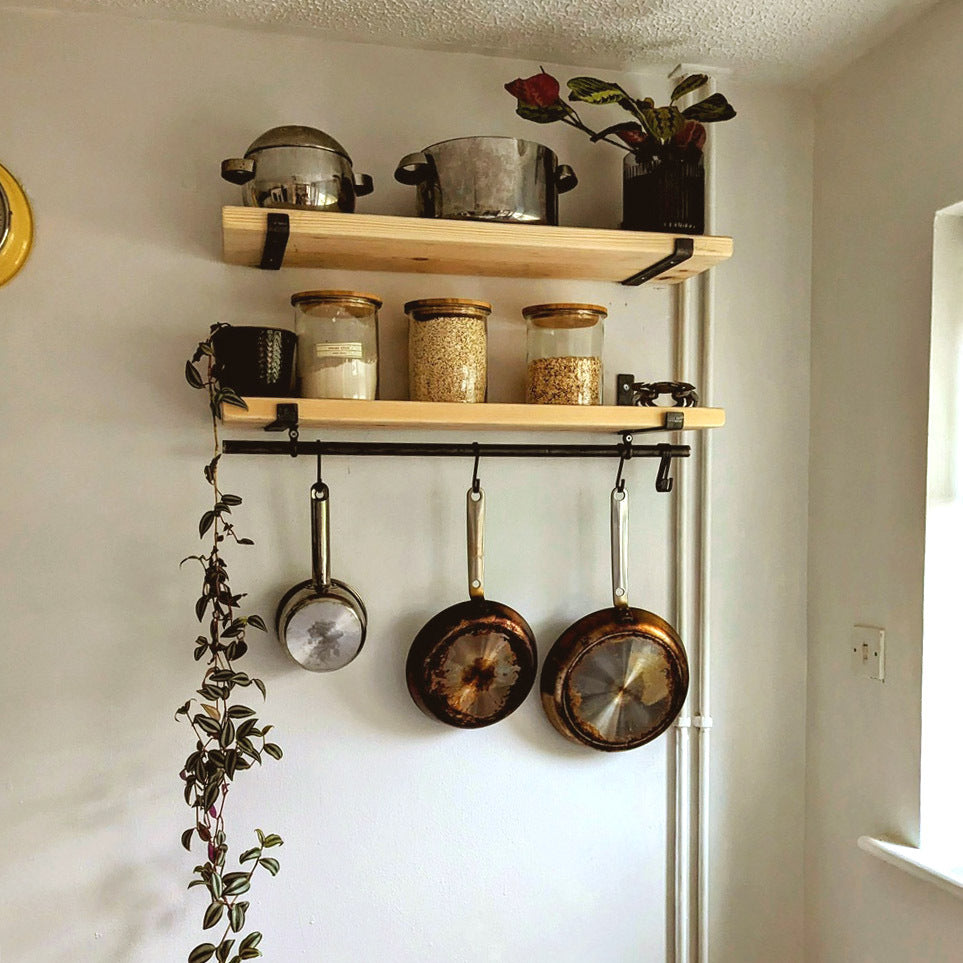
left=259, top=212, right=290, bottom=270
left=262, top=401, right=299, bottom=456
left=263, top=402, right=299, bottom=432
left=620, top=237, right=694, bottom=286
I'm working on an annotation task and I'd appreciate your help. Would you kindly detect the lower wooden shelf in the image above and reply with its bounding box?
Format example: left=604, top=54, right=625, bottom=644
left=220, top=397, right=726, bottom=433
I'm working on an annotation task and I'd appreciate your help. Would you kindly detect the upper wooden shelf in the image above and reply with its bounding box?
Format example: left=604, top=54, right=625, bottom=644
left=221, top=207, right=733, bottom=285
left=221, top=397, right=725, bottom=433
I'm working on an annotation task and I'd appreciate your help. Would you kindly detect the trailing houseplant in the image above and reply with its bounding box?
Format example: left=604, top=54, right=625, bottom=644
left=179, top=323, right=283, bottom=963
left=504, top=70, right=736, bottom=233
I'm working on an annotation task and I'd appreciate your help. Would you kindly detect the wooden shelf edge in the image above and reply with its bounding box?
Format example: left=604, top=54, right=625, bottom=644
left=221, top=398, right=726, bottom=433
left=221, top=207, right=733, bottom=284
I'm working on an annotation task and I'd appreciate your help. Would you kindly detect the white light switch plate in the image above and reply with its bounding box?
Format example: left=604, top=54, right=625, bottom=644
left=852, top=625, right=885, bottom=681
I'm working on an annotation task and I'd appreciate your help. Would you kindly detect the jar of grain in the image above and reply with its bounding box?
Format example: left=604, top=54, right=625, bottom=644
left=292, top=291, right=381, bottom=400
left=524, top=302, right=606, bottom=405
left=406, top=298, right=490, bottom=403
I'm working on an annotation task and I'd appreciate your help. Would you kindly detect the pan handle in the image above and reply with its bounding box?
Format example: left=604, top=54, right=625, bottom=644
left=311, top=481, right=331, bottom=589
left=611, top=487, right=629, bottom=609
left=467, top=487, right=485, bottom=599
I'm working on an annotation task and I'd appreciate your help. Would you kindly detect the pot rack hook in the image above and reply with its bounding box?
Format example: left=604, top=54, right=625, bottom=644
left=655, top=444, right=674, bottom=493
left=615, top=433, right=632, bottom=493
left=471, top=442, right=481, bottom=495
left=316, top=450, right=323, bottom=484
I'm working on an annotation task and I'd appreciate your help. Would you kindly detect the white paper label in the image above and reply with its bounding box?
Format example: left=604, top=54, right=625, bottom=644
left=315, top=342, right=364, bottom=360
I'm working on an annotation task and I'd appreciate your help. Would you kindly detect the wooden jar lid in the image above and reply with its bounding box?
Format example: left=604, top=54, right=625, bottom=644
left=522, top=302, right=607, bottom=328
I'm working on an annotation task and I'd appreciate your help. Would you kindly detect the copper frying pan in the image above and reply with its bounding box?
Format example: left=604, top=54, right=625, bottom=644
left=540, top=485, right=688, bottom=751
left=406, top=486, right=537, bottom=728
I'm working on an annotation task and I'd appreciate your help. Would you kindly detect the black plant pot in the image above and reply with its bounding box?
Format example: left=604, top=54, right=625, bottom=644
left=212, top=326, right=297, bottom=397
left=622, top=145, right=705, bottom=235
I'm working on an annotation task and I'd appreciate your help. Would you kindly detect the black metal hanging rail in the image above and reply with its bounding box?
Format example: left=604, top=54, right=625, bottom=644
left=222, top=439, right=688, bottom=459
left=221, top=438, right=689, bottom=493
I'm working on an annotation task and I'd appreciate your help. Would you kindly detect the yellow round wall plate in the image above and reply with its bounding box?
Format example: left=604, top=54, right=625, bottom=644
left=0, top=163, right=33, bottom=287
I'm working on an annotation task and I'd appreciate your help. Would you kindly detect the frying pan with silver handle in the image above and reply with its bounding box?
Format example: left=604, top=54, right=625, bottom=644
left=540, top=484, right=688, bottom=751
left=275, top=481, right=367, bottom=671
left=406, top=486, right=537, bottom=728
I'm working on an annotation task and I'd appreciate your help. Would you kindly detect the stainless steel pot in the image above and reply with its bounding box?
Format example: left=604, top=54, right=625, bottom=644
left=394, top=136, right=577, bottom=225
left=222, top=125, right=373, bottom=213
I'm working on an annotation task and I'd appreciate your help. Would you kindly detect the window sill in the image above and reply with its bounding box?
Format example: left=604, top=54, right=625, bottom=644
left=858, top=836, right=963, bottom=899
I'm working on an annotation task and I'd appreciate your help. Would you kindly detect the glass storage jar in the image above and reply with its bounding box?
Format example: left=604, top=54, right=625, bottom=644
left=406, top=298, right=490, bottom=403
left=292, top=290, right=381, bottom=400
left=524, top=302, right=606, bottom=405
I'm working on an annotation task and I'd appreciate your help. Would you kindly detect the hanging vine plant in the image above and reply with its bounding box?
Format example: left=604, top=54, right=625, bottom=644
left=178, top=323, right=283, bottom=963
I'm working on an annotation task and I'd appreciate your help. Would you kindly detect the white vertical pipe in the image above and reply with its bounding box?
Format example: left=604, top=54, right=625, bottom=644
left=672, top=279, right=692, bottom=963
left=695, top=73, right=719, bottom=963
left=668, top=63, right=724, bottom=963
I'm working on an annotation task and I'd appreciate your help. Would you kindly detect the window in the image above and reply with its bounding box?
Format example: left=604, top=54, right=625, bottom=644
left=921, top=201, right=963, bottom=863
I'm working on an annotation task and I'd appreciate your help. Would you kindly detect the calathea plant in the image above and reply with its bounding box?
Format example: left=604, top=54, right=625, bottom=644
left=504, top=70, right=735, bottom=157
left=179, top=323, right=283, bottom=963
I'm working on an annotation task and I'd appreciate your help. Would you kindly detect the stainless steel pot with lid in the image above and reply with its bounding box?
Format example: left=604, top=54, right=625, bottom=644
left=221, top=125, right=373, bottom=213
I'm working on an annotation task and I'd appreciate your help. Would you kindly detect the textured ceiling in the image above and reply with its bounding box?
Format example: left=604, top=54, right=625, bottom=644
left=5, top=0, right=941, bottom=83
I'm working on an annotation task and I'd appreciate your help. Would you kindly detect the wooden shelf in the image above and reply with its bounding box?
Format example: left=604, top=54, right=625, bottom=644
left=221, top=207, right=732, bottom=284
left=221, top=398, right=725, bottom=433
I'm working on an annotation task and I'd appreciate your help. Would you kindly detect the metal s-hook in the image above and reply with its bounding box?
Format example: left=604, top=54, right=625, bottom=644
left=471, top=442, right=481, bottom=494
left=316, top=450, right=323, bottom=484
left=615, top=433, right=632, bottom=493
left=655, top=444, right=674, bottom=493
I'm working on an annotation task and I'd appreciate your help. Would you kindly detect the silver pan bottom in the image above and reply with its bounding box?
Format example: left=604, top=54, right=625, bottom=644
left=284, top=597, right=364, bottom=672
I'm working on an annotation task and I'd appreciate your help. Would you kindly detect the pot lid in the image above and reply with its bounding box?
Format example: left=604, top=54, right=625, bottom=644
left=245, top=125, right=352, bottom=160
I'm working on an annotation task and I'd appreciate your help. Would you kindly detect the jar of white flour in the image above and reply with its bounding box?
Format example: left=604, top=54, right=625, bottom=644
left=292, top=290, right=381, bottom=400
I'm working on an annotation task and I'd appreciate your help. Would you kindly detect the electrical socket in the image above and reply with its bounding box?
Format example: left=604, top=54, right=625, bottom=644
left=852, top=625, right=885, bottom=681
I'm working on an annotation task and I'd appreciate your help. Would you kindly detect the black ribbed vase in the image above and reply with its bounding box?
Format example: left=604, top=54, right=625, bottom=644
left=622, top=145, right=705, bottom=235
left=211, top=326, right=297, bottom=397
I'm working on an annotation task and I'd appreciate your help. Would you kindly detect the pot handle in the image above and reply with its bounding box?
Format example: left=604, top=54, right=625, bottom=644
left=311, top=481, right=331, bottom=589
left=611, top=487, right=629, bottom=609
left=555, top=164, right=578, bottom=194
left=467, top=487, right=485, bottom=600
left=394, top=152, right=430, bottom=186
left=353, top=172, right=374, bottom=196
left=221, top=157, right=256, bottom=185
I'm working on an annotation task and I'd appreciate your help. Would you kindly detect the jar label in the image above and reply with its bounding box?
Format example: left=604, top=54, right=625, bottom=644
left=315, top=342, right=364, bottom=360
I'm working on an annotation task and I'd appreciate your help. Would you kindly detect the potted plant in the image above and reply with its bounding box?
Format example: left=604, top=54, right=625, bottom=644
left=504, top=70, right=735, bottom=234
left=180, top=324, right=283, bottom=963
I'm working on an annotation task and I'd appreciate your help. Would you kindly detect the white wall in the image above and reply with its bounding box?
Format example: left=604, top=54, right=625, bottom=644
left=807, top=1, right=963, bottom=959
left=0, top=9, right=812, bottom=961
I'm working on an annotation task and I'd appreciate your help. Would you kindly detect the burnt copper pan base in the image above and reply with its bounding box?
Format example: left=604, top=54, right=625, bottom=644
left=407, top=597, right=536, bottom=728
left=406, top=487, right=537, bottom=729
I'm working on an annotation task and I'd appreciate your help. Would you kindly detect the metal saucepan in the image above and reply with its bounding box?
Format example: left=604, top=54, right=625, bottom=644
left=393, top=136, right=577, bottom=225
left=275, top=481, right=367, bottom=671
left=221, top=125, right=373, bottom=213
left=540, top=485, right=688, bottom=751
left=406, top=486, right=537, bottom=728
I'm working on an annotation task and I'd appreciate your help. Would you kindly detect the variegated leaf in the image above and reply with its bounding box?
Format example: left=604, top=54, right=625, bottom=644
left=516, top=102, right=568, bottom=124
left=670, top=74, right=708, bottom=102
left=682, top=93, right=737, bottom=123
left=648, top=106, right=684, bottom=143
left=566, top=76, right=627, bottom=105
